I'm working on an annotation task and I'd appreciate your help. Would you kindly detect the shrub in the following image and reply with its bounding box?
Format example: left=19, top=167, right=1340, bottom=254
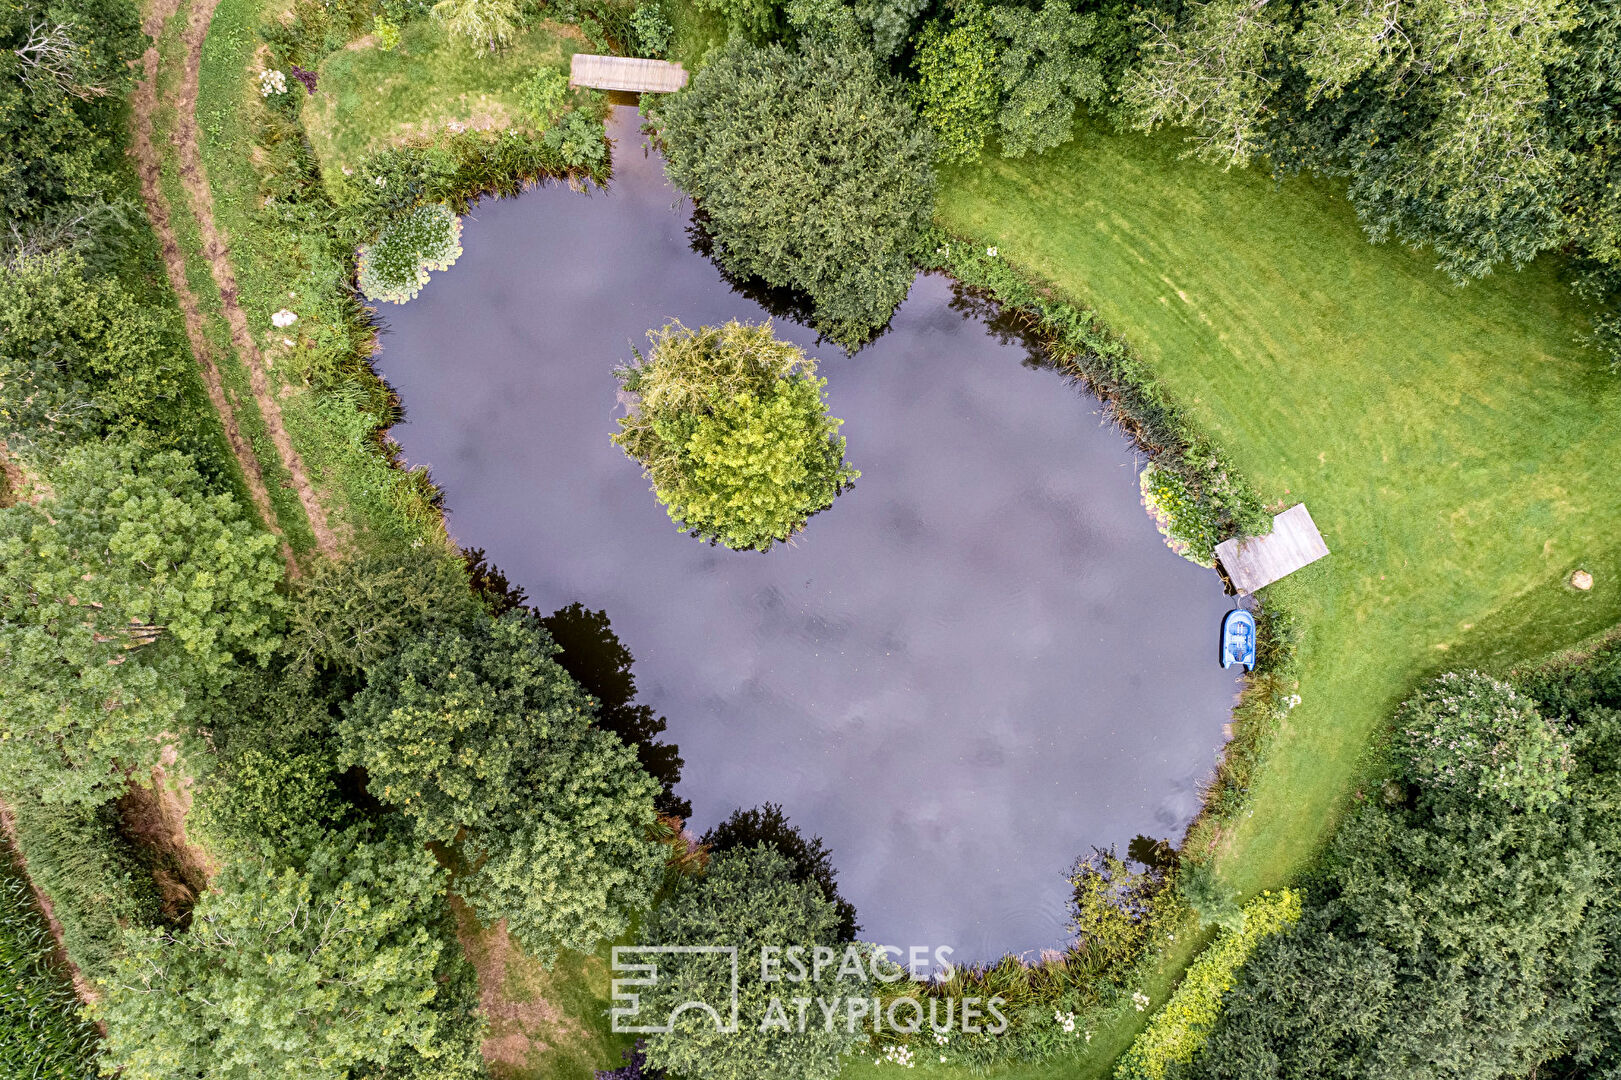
left=0, top=864, right=98, bottom=1079
left=651, top=38, right=935, bottom=346
left=1178, top=861, right=1243, bottom=933
left=544, top=108, right=608, bottom=169
left=431, top=0, right=522, bottom=51
left=1115, top=889, right=1303, bottom=1080
left=373, top=12, right=402, bottom=48
left=1396, top=670, right=1571, bottom=810
left=630, top=2, right=673, bottom=56
left=357, top=203, right=463, bottom=304
left=520, top=66, right=570, bottom=125
left=612, top=320, right=858, bottom=551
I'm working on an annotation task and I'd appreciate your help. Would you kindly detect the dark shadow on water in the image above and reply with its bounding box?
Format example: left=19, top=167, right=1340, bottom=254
left=541, top=602, right=692, bottom=821
left=463, top=548, right=690, bottom=818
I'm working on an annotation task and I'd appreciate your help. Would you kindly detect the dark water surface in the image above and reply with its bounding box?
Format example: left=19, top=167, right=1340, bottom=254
left=372, top=108, right=1240, bottom=962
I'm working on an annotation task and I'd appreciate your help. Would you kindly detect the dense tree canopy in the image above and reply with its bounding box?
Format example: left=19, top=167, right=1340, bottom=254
left=1180, top=665, right=1621, bottom=1080
left=702, top=802, right=860, bottom=941
left=613, top=320, right=858, bottom=551
left=0, top=252, right=190, bottom=459
left=340, top=612, right=665, bottom=962
left=94, top=829, right=485, bottom=1080
left=1117, top=0, right=1621, bottom=321
left=639, top=845, right=862, bottom=1080
left=0, top=444, right=284, bottom=805
left=654, top=39, right=935, bottom=346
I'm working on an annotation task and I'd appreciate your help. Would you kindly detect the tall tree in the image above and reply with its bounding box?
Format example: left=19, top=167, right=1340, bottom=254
left=0, top=444, right=283, bottom=805
left=93, top=829, right=485, bottom=1080
left=339, top=612, right=665, bottom=962
left=653, top=38, right=935, bottom=347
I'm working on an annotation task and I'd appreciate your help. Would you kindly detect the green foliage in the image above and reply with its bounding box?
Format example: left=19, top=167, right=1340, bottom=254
left=339, top=612, right=664, bottom=962
left=0, top=443, right=284, bottom=806
left=1116, top=0, right=1621, bottom=312
left=357, top=203, right=464, bottom=304
left=520, top=66, right=570, bottom=125
left=5, top=797, right=163, bottom=980
left=702, top=803, right=859, bottom=941
left=284, top=544, right=483, bottom=677
left=0, top=0, right=143, bottom=226
left=990, top=0, right=1104, bottom=158
left=640, top=845, right=861, bottom=1080
left=1177, top=861, right=1243, bottom=934
left=0, top=251, right=189, bottom=460
left=1395, top=670, right=1572, bottom=811
left=913, top=5, right=1001, bottom=165
left=0, top=863, right=99, bottom=1079
left=612, top=320, right=858, bottom=550
left=432, top=0, right=523, bottom=51
left=691, top=0, right=780, bottom=38
left=1115, top=889, right=1301, bottom=1080
left=374, top=12, right=403, bottom=48
left=544, top=107, right=608, bottom=168
left=93, top=828, right=485, bottom=1080
left=631, top=2, right=675, bottom=56
left=1181, top=659, right=1621, bottom=1080
left=653, top=38, right=936, bottom=346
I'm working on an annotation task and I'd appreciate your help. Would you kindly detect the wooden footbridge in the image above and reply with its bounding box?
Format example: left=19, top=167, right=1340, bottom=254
left=569, top=54, right=689, bottom=93
left=1215, top=503, right=1330, bottom=595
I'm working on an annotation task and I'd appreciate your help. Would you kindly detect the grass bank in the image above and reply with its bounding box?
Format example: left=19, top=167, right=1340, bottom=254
left=868, top=117, right=1621, bottom=1075
left=303, top=18, right=587, bottom=175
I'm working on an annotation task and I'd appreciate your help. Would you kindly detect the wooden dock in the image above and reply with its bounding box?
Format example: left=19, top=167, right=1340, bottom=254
left=569, top=54, right=688, bottom=93
left=1214, top=503, right=1330, bottom=595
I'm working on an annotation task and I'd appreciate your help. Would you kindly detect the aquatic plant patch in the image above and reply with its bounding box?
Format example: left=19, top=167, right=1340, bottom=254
left=358, top=203, right=464, bottom=303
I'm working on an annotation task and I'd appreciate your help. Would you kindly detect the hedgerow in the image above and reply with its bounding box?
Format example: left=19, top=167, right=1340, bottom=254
left=1115, top=889, right=1304, bottom=1080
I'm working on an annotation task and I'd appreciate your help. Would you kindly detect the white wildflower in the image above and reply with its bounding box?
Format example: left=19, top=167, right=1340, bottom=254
left=259, top=69, right=287, bottom=96
left=271, top=309, right=298, bottom=328
left=987, top=246, right=998, bottom=257
left=1132, top=991, right=1151, bottom=1012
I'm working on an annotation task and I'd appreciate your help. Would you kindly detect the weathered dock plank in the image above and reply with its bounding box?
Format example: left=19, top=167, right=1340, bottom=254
left=569, top=54, right=688, bottom=93
left=1214, top=503, right=1330, bottom=595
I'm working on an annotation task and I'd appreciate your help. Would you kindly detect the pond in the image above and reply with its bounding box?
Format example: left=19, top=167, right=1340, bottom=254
left=371, top=107, right=1241, bottom=963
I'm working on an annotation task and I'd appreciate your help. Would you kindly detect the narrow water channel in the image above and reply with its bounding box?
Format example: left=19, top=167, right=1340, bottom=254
left=371, top=107, right=1241, bottom=962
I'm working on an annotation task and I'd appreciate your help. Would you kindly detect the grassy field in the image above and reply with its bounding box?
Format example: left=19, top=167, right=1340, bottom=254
left=303, top=18, right=586, bottom=175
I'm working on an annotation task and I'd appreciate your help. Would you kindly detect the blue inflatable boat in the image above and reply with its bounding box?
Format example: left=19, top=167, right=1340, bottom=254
left=1221, top=609, right=1256, bottom=671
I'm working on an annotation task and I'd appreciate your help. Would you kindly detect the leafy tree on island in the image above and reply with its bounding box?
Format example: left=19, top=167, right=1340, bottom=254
left=613, top=320, right=859, bottom=552
left=651, top=39, right=935, bottom=346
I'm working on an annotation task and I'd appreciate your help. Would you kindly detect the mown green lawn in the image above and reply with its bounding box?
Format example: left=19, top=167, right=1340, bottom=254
left=886, top=118, right=1621, bottom=1075
left=304, top=18, right=586, bottom=174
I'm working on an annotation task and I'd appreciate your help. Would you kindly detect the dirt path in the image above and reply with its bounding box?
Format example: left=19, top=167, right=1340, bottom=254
left=171, top=0, right=340, bottom=559
left=129, top=0, right=340, bottom=564
left=129, top=0, right=297, bottom=573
